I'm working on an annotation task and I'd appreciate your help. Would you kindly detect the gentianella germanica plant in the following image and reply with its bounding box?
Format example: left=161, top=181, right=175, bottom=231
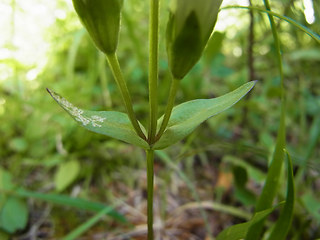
left=47, top=0, right=256, bottom=239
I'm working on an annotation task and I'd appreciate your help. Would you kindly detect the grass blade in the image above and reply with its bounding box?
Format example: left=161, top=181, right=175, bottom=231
left=216, top=205, right=280, bottom=240
left=246, top=0, right=287, bottom=238
left=62, top=206, right=117, bottom=240
left=267, top=150, right=295, bottom=240
left=15, top=189, right=126, bottom=223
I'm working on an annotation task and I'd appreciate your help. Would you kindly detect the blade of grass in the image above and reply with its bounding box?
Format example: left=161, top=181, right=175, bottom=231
left=267, top=150, right=295, bottom=240
left=62, top=205, right=119, bottom=240
left=221, top=5, right=320, bottom=44
left=246, top=0, right=287, bottom=238
left=216, top=204, right=282, bottom=240
left=66, top=29, right=85, bottom=83
left=14, top=189, right=126, bottom=223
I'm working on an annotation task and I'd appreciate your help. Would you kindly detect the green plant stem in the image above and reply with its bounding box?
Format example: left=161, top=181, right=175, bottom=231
left=155, top=78, right=180, bottom=142
left=263, top=0, right=284, bottom=98
left=106, top=53, right=146, bottom=140
left=148, top=0, right=159, bottom=144
left=146, top=149, right=154, bottom=240
left=246, top=1, right=286, bottom=239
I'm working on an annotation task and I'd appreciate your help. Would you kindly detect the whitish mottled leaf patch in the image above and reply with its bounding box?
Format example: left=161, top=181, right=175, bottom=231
left=47, top=89, right=148, bottom=149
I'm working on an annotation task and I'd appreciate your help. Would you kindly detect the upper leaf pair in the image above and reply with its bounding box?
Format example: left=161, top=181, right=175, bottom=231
left=48, top=81, right=255, bottom=150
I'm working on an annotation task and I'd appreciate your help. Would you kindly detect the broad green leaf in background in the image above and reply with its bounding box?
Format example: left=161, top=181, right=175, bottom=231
left=0, top=197, right=28, bottom=234
left=232, top=166, right=256, bottom=206
left=47, top=89, right=149, bottom=149
left=54, top=160, right=80, bottom=192
left=223, top=155, right=266, bottom=183
left=153, top=81, right=256, bottom=149
left=0, top=168, right=28, bottom=234
left=267, top=150, right=295, bottom=240
left=216, top=205, right=279, bottom=240
left=301, top=192, right=320, bottom=224
left=0, top=168, right=15, bottom=193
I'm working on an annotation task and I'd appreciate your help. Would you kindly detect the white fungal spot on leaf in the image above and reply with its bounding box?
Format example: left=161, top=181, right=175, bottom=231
left=48, top=89, right=106, bottom=128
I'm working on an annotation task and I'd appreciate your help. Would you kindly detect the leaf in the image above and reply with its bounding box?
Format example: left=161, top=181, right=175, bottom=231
left=47, top=89, right=149, bottom=149
left=232, top=166, right=256, bottom=206
left=15, top=189, right=126, bottom=223
left=216, top=205, right=278, bottom=240
left=246, top=99, right=286, bottom=240
left=0, top=168, right=29, bottom=233
left=0, top=168, right=15, bottom=193
left=54, top=160, right=80, bottom=192
left=0, top=197, right=28, bottom=233
left=267, top=150, right=295, bottom=240
left=153, top=81, right=256, bottom=149
left=62, top=206, right=117, bottom=240
left=301, top=192, right=320, bottom=223
left=246, top=0, right=287, bottom=236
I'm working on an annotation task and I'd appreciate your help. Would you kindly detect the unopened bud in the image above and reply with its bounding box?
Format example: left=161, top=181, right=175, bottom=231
left=72, top=0, right=123, bottom=55
left=166, top=0, right=223, bottom=79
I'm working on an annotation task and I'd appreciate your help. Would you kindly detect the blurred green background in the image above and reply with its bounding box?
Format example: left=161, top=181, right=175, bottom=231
left=0, top=0, right=319, bottom=239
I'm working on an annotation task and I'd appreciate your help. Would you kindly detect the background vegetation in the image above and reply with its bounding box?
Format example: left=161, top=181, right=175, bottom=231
left=0, top=0, right=319, bottom=239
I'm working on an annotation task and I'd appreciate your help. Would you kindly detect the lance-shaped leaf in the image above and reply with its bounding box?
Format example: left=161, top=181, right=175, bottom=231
left=47, top=89, right=149, bottom=149
left=266, top=150, right=295, bottom=240
left=216, top=204, right=280, bottom=240
left=153, top=81, right=256, bottom=149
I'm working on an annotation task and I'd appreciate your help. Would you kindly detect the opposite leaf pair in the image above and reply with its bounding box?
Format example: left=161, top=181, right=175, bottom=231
left=47, top=81, right=255, bottom=150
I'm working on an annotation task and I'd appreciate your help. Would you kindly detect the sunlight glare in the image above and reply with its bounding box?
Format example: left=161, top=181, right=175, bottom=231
left=303, top=0, right=315, bottom=24
left=215, top=0, right=250, bottom=32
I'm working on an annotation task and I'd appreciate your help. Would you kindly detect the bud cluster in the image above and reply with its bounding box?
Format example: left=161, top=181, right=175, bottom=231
left=72, top=0, right=223, bottom=79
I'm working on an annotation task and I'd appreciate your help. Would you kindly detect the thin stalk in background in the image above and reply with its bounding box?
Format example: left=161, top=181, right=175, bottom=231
left=146, top=149, right=155, bottom=240
left=255, top=0, right=286, bottom=211
left=221, top=5, right=320, bottom=44
left=99, top=52, right=112, bottom=108
left=106, top=53, right=146, bottom=140
left=148, top=0, right=160, bottom=144
left=155, top=77, right=180, bottom=141
left=246, top=0, right=286, bottom=238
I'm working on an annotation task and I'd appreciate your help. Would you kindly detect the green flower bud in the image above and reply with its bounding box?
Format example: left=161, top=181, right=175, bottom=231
left=166, top=0, right=223, bottom=79
left=72, top=0, right=123, bottom=55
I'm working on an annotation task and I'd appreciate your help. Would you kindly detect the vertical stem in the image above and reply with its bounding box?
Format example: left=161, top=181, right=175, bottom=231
left=106, top=53, right=146, bottom=140
left=263, top=0, right=284, bottom=98
left=146, top=149, right=154, bottom=240
left=148, top=0, right=159, bottom=144
left=155, top=78, right=180, bottom=141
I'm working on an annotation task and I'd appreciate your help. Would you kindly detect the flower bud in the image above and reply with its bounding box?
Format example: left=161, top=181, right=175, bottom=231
left=166, top=0, right=223, bottom=79
left=72, top=0, right=123, bottom=55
